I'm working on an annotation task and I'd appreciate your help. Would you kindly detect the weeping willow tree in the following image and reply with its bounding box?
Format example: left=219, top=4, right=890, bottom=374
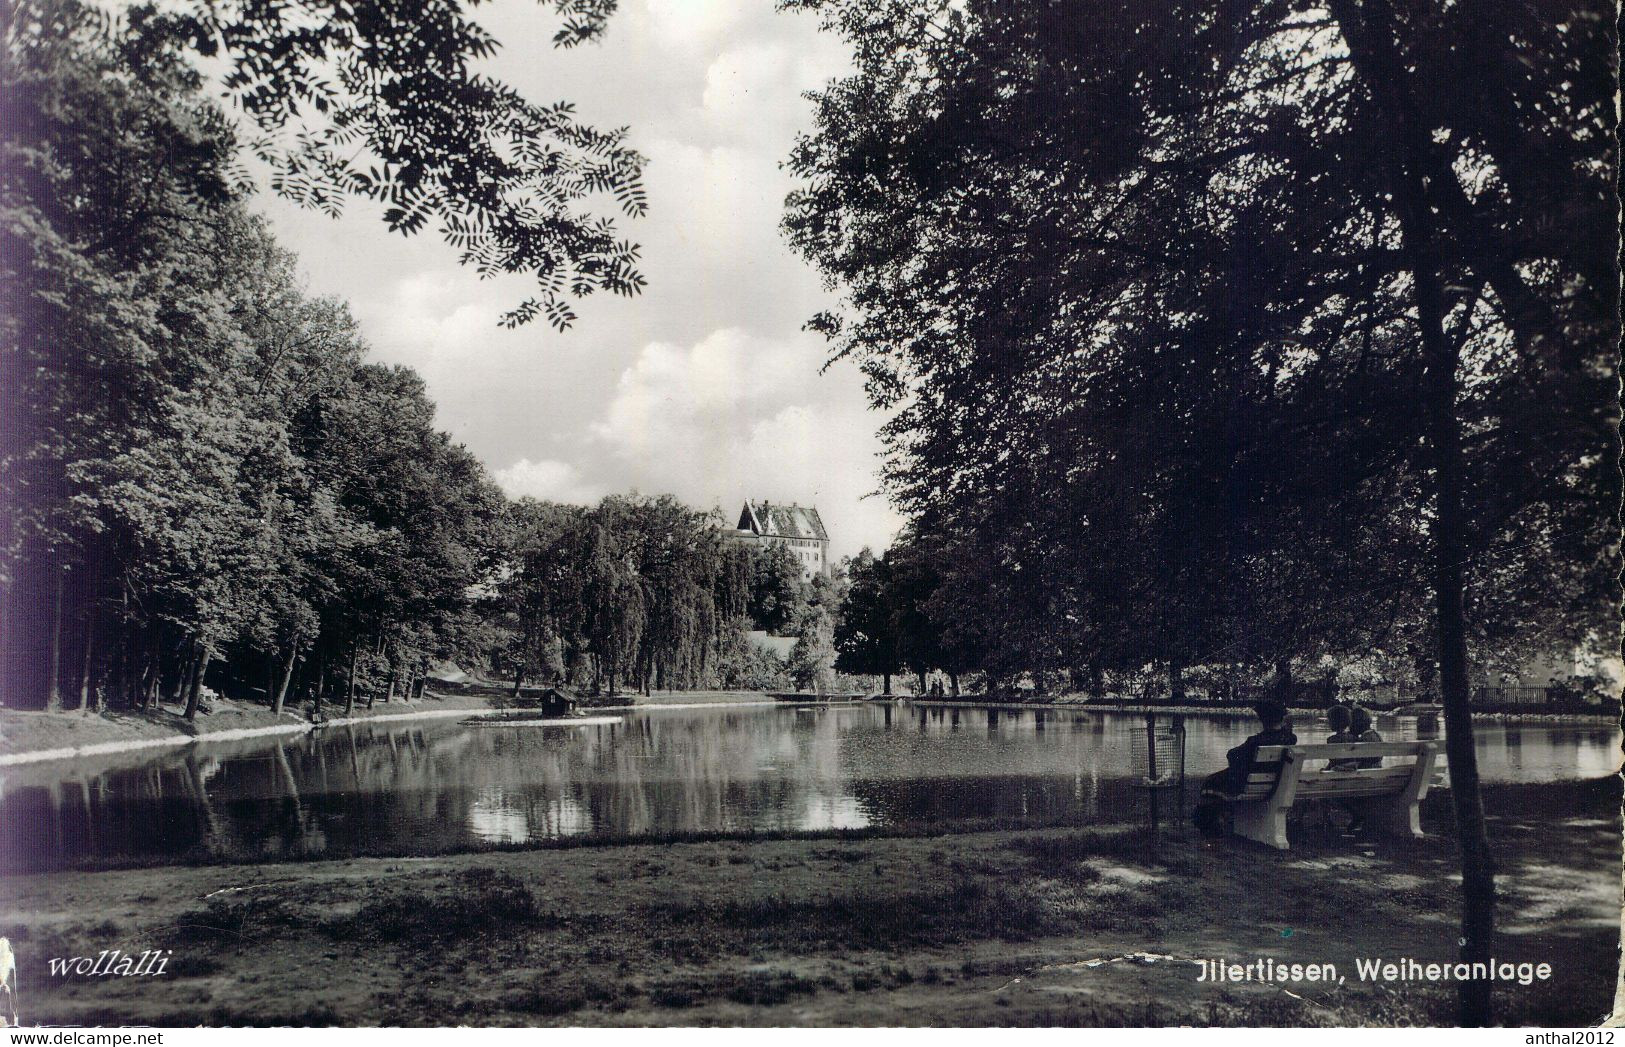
left=496, top=494, right=806, bottom=695
left=640, top=576, right=718, bottom=692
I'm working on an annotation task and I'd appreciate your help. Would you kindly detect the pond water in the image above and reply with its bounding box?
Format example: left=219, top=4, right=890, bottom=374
left=3, top=704, right=1618, bottom=873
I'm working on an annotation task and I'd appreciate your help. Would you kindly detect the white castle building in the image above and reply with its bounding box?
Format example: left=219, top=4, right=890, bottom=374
left=722, top=500, right=831, bottom=579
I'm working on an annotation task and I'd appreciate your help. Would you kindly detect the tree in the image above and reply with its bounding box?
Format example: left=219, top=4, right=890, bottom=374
left=119, top=0, right=645, bottom=329
left=493, top=498, right=583, bottom=693
left=714, top=539, right=756, bottom=623
left=1312, top=5, right=1614, bottom=1019
left=1, top=0, right=244, bottom=708
left=788, top=607, right=837, bottom=694
left=488, top=494, right=780, bottom=697
left=712, top=616, right=791, bottom=691
left=749, top=541, right=809, bottom=635
left=836, top=538, right=949, bottom=695
left=3, top=0, right=519, bottom=716
left=834, top=549, right=899, bottom=693
left=886, top=537, right=946, bottom=695
left=598, top=494, right=721, bottom=694
left=297, top=363, right=507, bottom=713
left=787, top=0, right=1617, bottom=1023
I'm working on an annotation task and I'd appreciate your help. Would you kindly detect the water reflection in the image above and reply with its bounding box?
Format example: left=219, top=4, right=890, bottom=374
left=2, top=706, right=1617, bottom=873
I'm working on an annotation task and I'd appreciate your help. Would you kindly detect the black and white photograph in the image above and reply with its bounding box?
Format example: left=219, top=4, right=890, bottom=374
left=0, top=0, right=1620, bottom=1031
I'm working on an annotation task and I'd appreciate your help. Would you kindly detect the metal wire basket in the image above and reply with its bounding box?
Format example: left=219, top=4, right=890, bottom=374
left=1131, top=712, right=1186, bottom=789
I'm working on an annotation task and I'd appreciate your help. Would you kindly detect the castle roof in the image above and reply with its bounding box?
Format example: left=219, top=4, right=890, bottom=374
left=738, top=501, right=829, bottom=542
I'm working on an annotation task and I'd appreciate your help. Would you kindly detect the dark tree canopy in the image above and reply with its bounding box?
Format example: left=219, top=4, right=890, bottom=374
left=833, top=548, right=896, bottom=685
left=785, top=0, right=1618, bottom=1023
left=785, top=0, right=1617, bottom=677
left=1, top=1, right=511, bottom=714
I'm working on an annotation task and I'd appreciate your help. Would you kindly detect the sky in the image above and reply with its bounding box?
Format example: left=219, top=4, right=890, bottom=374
left=250, top=0, right=905, bottom=559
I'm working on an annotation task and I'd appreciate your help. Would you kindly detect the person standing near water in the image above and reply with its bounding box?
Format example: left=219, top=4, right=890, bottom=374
left=1192, top=700, right=1297, bottom=838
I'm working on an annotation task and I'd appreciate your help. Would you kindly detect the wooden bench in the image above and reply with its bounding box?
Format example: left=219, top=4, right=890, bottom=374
left=1228, top=742, right=1442, bottom=850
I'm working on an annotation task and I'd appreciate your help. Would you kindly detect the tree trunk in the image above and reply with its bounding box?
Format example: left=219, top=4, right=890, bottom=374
left=0, top=584, right=8, bottom=710
left=882, top=671, right=892, bottom=696
left=146, top=627, right=164, bottom=710
left=513, top=662, right=525, bottom=698
left=183, top=641, right=209, bottom=721
left=138, top=629, right=159, bottom=710
left=273, top=641, right=298, bottom=715
left=172, top=642, right=195, bottom=705
left=949, top=673, right=960, bottom=697
left=312, top=645, right=325, bottom=714
left=1410, top=227, right=1497, bottom=1029
left=1271, top=657, right=1293, bottom=705
left=112, top=619, right=129, bottom=710
left=78, top=604, right=97, bottom=714
left=1416, top=232, right=1496, bottom=1031
left=1168, top=659, right=1185, bottom=705
left=45, top=570, right=66, bottom=713
left=344, top=640, right=360, bottom=715
left=384, top=666, right=396, bottom=705
left=128, top=623, right=142, bottom=710
left=1328, top=0, right=1495, bottom=1023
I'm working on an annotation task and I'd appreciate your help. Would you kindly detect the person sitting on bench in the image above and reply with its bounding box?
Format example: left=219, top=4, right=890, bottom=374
left=1349, top=707, right=1383, bottom=767
left=1325, top=703, right=1358, bottom=770
left=1193, top=700, right=1297, bottom=838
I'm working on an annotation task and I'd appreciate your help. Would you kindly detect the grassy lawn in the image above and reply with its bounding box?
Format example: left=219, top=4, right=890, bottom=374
left=2, top=777, right=1615, bottom=1027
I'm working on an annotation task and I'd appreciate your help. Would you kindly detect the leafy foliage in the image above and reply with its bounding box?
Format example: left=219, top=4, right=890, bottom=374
left=492, top=494, right=827, bottom=695
left=121, top=0, right=644, bottom=328
left=1, top=2, right=508, bottom=713
left=786, top=0, right=1617, bottom=1023
left=785, top=0, right=1618, bottom=691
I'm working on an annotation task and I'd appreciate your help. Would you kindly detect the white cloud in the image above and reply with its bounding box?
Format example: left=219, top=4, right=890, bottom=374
left=600, top=326, right=800, bottom=419
left=593, top=328, right=813, bottom=466
left=493, top=458, right=603, bottom=505
left=357, top=273, right=497, bottom=370
left=588, top=329, right=903, bottom=555
left=643, top=140, right=779, bottom=249
left=698, top=42, right=836, bottom=144
left=640, top=0, right=751, bottom=49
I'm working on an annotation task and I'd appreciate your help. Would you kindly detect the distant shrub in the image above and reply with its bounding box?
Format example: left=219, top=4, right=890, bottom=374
left=722, top=971, right=818, bottom=1006
left=504, top=982, right=588, bottom=1016
left=327, top=868, right=554, bottom=944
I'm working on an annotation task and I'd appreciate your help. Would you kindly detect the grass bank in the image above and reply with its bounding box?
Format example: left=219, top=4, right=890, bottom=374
left=0, top=691, right=501, bottom=763
left=2, top=777, right=1615, bottom=1027
left=909, top=697, right=1617, bottom=726
left=0, top=688, right=782, bottom=765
